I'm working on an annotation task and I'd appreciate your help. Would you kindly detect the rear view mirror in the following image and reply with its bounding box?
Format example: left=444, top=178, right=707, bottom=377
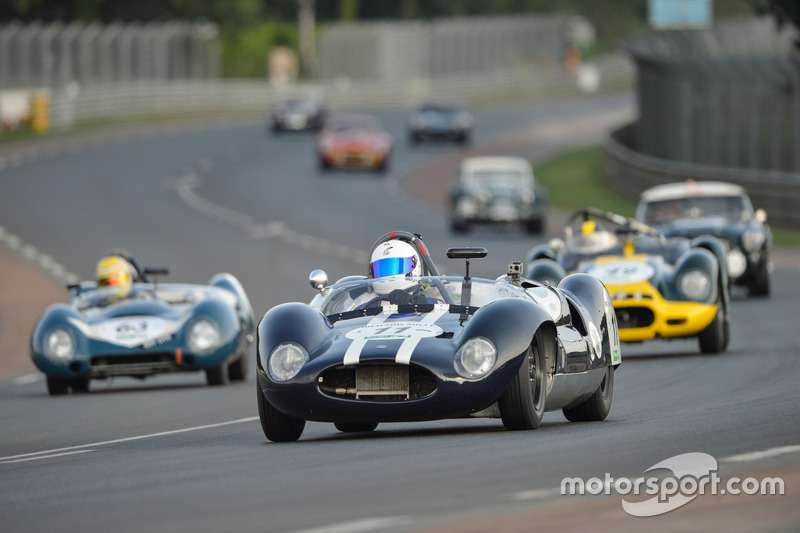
left=446, top=247, right=488, bottom=259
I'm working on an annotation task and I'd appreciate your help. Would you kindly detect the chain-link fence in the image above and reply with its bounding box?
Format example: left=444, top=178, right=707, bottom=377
left=606, top=17, right=800, bottom=228
left=317, top=14, right=588, bottom=83
left=0, top=21, right=220, bottom=90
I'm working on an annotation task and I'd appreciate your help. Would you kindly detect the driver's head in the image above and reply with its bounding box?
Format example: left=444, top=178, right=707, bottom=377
left=369, top=240, right=422, bottom=278
left=96, top=254, right=133, bottom=299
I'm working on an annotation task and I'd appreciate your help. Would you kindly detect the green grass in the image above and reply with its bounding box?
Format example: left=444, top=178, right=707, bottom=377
left=533, top=144, right=800, bottom=247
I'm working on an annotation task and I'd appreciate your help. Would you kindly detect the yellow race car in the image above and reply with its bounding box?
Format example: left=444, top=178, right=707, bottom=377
left=525, top=208, right=730, bottom=354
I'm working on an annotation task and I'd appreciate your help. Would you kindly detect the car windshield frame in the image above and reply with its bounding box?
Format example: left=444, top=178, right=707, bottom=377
left=640, top=195, right=750, bottom=225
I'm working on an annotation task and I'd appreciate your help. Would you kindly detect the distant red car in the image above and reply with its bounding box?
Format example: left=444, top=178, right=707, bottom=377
left=317, top=113, right=393, bottom=172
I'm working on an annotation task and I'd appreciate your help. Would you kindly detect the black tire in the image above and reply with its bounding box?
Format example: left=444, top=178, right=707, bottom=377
left=227, top=352, right=249, bottom=382
left=334, top=422, right=379, bottom=433
left=70, top=377, right=90, bottom=393
left=318, top=157, right=330, bottom=171
left=47, top=376, right=70, bottom=396
left=206, top=363, right=229, bottom=386
left=257, top=382, right=305, bottom=442
left=499, top=336, right=546, bottom=430
left=749, top=262, right=770, bottom=297
left=698, top=304, right=725, bottom=354
left=450, top=220, right=470, bottom=234
left=376, top=157, right=390, bottom=173
left=525, top=217, right=544, bottom=235
left=563, top=365, right=614, bottom=422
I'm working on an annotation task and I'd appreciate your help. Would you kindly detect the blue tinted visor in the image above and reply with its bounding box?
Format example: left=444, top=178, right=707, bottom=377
left=371, top=257, right=415, bottom=277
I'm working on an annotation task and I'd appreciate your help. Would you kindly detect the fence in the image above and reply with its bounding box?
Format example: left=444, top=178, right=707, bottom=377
left=605, top=17, right=800, bottom=229
left=0, top=21, right=220, bottom=90
left=317, top=15, right=591, bottom=82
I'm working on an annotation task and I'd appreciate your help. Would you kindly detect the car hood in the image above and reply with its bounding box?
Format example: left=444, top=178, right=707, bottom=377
left=578, top=255, right=667, bottom=287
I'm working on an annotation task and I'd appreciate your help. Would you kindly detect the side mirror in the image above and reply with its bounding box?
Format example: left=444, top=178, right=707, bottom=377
left=755, top=209, right=767, bottom=223
left=309, top=269, right=328, bottom=291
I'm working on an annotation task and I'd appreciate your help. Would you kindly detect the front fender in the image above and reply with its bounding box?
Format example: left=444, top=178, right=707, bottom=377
left=669, top=248, right=719, bottom=304
left=257, top=303, right=332, bottom=371
left=558, top=273, right=620, bottom=366
left=525, top=258, right=566, bottom=285
left=461, top=298, right=553, bottom=373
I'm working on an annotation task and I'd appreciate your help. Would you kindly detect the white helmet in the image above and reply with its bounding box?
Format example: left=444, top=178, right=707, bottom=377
left=369, top=240, right=422, bottom=278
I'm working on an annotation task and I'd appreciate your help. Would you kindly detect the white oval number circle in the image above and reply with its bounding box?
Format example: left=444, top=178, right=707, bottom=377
left=345, top=322, right=443, bottom=342
left=587, top=261, right=654, bottom=284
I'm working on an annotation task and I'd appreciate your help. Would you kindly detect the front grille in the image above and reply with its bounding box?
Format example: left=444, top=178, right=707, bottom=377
left=90, top=352, right=175, bottom=367
left=615, top=307, right=655, bottom=329
left=318, top=363, right=436, bottom=401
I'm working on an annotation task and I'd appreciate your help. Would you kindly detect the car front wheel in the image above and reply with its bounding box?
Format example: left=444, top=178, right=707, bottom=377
left=499, top=335, right=546, bottom=430
left=257, top=382, right=305, bottom=442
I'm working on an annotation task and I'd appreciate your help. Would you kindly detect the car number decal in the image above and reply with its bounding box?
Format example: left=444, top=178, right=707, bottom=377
left=343, top=313, right=444, bottom=365
left=95, top=317, right=170, bottom=348
left=587, top=261, right=655, bottom=284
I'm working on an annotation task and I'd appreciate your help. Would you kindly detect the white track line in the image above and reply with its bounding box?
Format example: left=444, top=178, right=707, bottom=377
left=721, top=445, right=800, bottom=463
left=1, top=450, right=95, bottom=464
left=289, top=516, right=411, bottom=533
left=0, top=416, right=258, bottom=464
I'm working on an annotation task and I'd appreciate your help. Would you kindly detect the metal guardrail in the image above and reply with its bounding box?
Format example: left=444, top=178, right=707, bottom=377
left=605, top=123, right=800, bottom=228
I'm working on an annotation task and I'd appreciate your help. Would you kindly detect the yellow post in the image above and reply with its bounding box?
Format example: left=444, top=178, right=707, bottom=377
left=30, top=92, right=49, bottom=134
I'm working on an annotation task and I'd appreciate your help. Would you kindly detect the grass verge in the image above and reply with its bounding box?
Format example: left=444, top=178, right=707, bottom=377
left=533, top=144, right=800, bottom=247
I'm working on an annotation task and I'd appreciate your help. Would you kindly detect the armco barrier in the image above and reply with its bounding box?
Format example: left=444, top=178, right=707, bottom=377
left=605, top=123, right=800, bottom=229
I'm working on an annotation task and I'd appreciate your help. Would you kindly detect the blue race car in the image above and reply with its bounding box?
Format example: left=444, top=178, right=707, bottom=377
left=30, top=254, right=255, bottom=395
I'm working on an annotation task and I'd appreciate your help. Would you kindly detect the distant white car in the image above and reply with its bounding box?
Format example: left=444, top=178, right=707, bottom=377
left=448, top=156, right=548, bottom=234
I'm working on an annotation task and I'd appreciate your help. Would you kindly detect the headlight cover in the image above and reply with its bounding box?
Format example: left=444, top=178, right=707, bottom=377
left=727, top=248, right=747, bottom=279
left=268, top=342, right=309, bottom=382
left=679, top=269, right=710, bottom=301
left=45, top=329, right=74, bottom=360
left=455, top=337, right=496, bottom=379
left=741, top=230, right=765, bottom=252
left=188, top=319, right=219, bottom=353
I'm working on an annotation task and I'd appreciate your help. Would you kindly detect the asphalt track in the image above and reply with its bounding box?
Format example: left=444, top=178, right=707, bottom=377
left=0, top=91, right=798, bottom=532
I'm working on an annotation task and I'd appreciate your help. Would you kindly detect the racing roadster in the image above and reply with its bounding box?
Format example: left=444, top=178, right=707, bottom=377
left=317, top=113, right=393, bottom=172
left=30, top=257, right=256, bottom=395
left=256, top=231, right=621, bottom=442
left=525, top=208, right=730, bottom=354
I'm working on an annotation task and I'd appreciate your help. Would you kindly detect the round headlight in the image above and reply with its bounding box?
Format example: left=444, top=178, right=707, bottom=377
left=455, top=337, right=496, bottom=378
left=679, top=270, right=710, bottom=301
left=727, top=248, right=747, bottom=279
left=457, top=198, right=477, bottom=217
left=741, top=230, right=765, bottom=253
left=45, top=329, right=74, bottom=360
left=268, top=342, right=308, bottom=382
left=188, top=320, right=219, bottom=353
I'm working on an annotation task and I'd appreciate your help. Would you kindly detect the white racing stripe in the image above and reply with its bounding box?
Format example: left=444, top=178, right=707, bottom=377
left=343, top=313, right=392, bottom=365
left=0, top=416, right=257, bottom=464
left=395, top=310, right=446, bottom=365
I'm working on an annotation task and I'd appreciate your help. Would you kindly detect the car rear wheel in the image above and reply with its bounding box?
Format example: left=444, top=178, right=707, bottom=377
left=749, top=262, right=770, bottom=297
left=227, top=352, right=248, bottom=382
left=698, top=305, right=725, bottom=354
left=206, top=363, right=229, bottom=386
left=46, top=376, right=70, bottom=396
left=257, top=382, right=305, bottom=442
left=334, top=422, right=379, bottom=433
left=499, top=335, right=546, bottom=430
left=451, top=219, right=470, bottom=234
left=525, top=217, right=544, bottom=235
left=563, top=365, right=614, bottom=422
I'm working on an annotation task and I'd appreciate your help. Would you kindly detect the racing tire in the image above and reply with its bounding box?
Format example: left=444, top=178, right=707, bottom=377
left=450, top=220, right=470, bottom=234
left=46, top=376, right=70, bottom=396
left=318, top=157, right=331, bottom=172
left=749, top=262, right=770, bottom=297
left=334, top=422, right=379, bottom=433
left=499, top=335, right=546, bottom=430
left=562, top=365, right=614, bottom=422
left=227, top=352, right=249, bottom=382
left=698, top=305, right=725, bottom=354
left=206, top=363, right=229, bottom=386
left=525, top=217, right=544, bottom=235
left=257, top=382, right=305, bottom=442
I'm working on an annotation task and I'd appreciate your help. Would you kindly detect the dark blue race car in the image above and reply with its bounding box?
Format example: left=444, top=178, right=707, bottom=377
left=256, top=232, right=621, bottom=442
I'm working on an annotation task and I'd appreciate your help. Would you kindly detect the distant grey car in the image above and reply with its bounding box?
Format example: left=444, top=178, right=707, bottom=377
left=408, top=104, right=473, bottom=145
left=636, top=181, right=771, bottom=296
left=449, top=156, right=548, bottom=235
